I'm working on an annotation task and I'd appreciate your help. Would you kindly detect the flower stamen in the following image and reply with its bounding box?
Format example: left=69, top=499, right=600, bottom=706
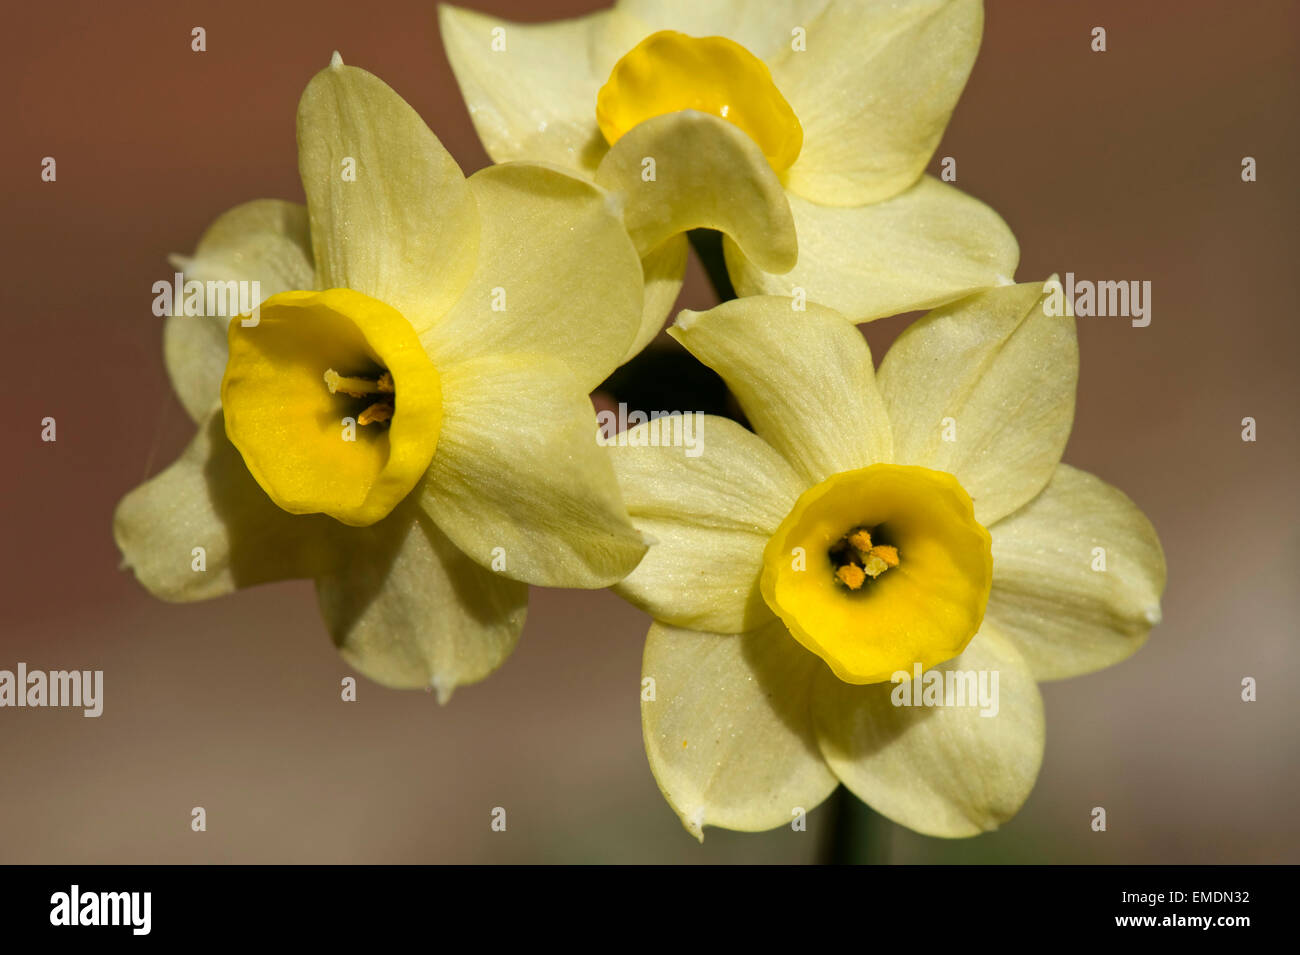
left=829, top=525, right=901, bottom=591
left=325, top=368, right=395, bottom=427
left=324, top=368, right=394, bottom=397
left=356, top=402, right=394, bottom=426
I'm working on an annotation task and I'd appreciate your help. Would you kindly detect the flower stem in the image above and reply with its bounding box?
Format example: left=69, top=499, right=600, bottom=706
left=822, top=786, right=889, bottom=865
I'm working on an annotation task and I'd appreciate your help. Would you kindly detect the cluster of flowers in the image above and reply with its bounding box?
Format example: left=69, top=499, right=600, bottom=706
left=115, top=0, right=1165, bottom=840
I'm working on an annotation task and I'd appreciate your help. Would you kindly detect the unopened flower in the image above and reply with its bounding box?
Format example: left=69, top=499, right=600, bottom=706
left=440, top=0, right=1018, bottom=353
left=115, top=55, right=648, bottom=699
left=609, top=283, right=1165, bottom=838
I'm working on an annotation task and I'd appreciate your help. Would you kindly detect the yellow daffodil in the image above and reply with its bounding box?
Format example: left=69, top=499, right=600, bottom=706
left=609, top=283, right=1165, bottom=838
left=114, top=55, right=649, bottom=699
left=439, top=0, right=1019, bottom=356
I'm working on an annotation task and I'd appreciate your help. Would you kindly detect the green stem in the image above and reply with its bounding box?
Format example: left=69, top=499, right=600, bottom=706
left=822, top=787, right=889, bottom=865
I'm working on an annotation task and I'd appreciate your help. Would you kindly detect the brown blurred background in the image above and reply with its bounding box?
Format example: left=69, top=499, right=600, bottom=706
left=1, top=0, right=1296, bottom=863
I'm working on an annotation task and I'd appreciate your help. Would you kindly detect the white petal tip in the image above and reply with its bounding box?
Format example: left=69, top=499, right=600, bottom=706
left=682, top=807, right=706, bottom=842
left=672, top=310, right=701, bottom=332
left=997, top=274, right=1016, bottom=286
left=431, top=677, right=454, bottom=705
left=603, top=187, right=625, bottom=222
left=329, top=50, right=344, bottom=68
left=166, top=253, right=191, bottom=272
left=1143, top=605, right=1162, bottom=626
left=640, top=531, right=660, bottom=547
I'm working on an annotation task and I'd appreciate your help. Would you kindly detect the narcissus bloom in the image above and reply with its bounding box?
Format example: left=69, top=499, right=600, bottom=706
left=609, top=283, right=1165, bottom=838
left=114, top=56, right=648, bottom=699
left=440, top=0, right=1019, bottom=353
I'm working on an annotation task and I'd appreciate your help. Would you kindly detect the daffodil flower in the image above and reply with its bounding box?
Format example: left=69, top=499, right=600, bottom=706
left=114, top=56, right=649, bottom=699
left=608, top=283, right=1165, bottom=838
left=439, top=0, right=1019, bottom=352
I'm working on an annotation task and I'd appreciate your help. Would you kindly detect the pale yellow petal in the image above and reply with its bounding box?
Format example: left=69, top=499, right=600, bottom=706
left=439, top=4, right=644, bottom=173
left=813, top=623, right=1044, bottom=838
left=669, top=297, right=892, bottom=484
left=616, top=0, right=831, bottom=62
left=297, top=59, right=477, bottom=330
left=421, top=352, right=647, bottom=589
left=163, top=199, right=313, bottom=421
left=774, top=0, right=984, bottom=206
left=725, top=176, right=1019, bottom=323
left=316, top=497, right=527, bottom=700
left=611, top=416, right=804, bottom=632
left=877, top=280, right=1077, bottom=526
left=595, top=111, right=796, bottom=273
left=163, top=316, right=228, bottom=424
left=622, top=234, right=688, bottom=363
left=113, top=413, right=339, bottom=602
left=419, top=162, right=644, bottom=392
left=642, top=618, right=839, bottom=840
left=986, top=464, right=1166, bottom=681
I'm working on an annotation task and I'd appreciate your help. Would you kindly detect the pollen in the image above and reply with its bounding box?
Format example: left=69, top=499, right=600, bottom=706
left=848, top=530, right=873, bottom=552
left=871, top=545, right=899, bottom=568
left=836, top=563, right=867, bottom=590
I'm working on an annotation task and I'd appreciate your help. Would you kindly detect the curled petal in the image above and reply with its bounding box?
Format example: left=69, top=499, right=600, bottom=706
left=595, top=111, right=796, bottom=274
